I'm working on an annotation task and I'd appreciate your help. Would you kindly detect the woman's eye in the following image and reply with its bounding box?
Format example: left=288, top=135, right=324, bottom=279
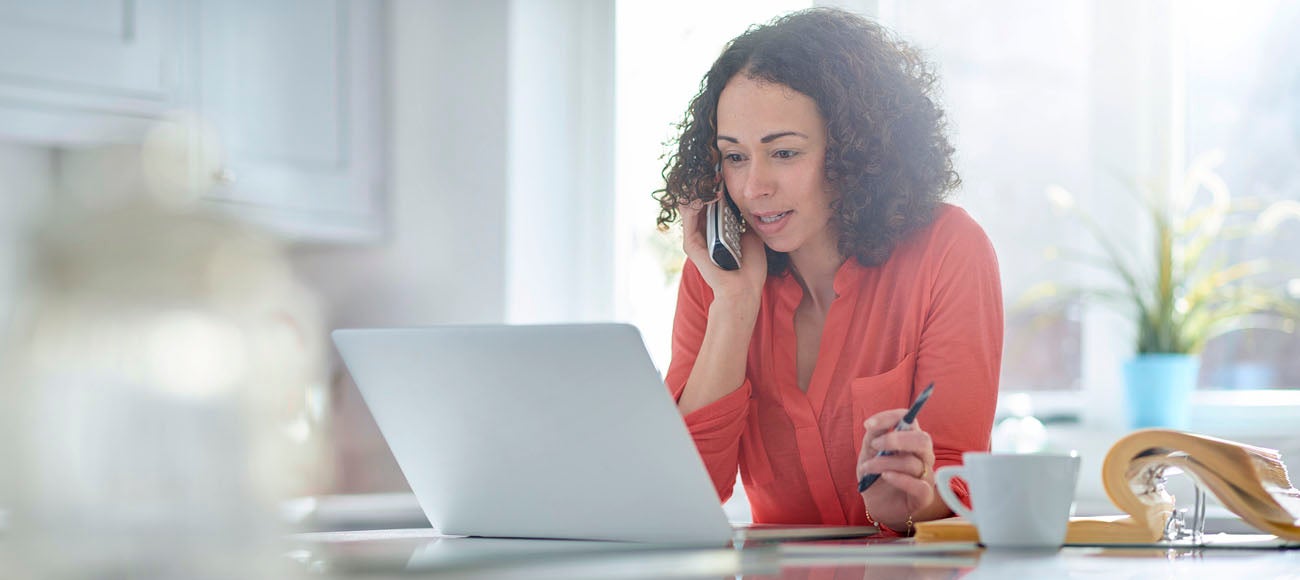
left=774, top=150, right=797, bottom=159
left=724, top=153, right=744, bottom=163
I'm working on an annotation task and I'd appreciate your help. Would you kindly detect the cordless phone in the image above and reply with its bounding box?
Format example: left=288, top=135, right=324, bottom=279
left=706, top=191, right=743, bottom=271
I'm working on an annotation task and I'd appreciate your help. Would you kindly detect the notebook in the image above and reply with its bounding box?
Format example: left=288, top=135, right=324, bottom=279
left=333, top=323, right=875, bottom=546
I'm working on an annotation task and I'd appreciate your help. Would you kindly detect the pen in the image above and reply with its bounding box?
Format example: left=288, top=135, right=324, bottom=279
left=857, top=382, right=935, bottom=493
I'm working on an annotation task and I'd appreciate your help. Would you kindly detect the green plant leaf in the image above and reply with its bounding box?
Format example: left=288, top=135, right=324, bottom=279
left=1180, top=223, right=1263, bottom=276
left=1182, top=289, right=1300, bottom=353
left=1067, top=199, right=1154, bottom=327
left=1181, top=258, right=1271, bottom=316
left=1029, top=159, right=1300, bottom=357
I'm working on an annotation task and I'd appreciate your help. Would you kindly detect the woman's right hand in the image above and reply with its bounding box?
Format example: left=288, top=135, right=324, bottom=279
left=679, top=199, right=769, bottom=312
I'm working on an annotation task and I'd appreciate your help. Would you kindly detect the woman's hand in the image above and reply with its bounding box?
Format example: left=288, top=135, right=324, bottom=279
left=679, top=198, right=768, bottom=310
left=856, top=408, right=940, bottom=531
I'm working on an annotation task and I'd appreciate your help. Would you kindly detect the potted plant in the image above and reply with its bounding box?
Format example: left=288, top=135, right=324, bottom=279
left=1024, top=151, right=1300, bottom=429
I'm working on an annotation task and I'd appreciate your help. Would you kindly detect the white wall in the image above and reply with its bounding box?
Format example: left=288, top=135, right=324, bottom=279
left=288, top=0, right=512, bottom=493
left=289, top=0, right=615, bottom=493
left=0, top=142, right=55, bottom=340
left=292, top=0, right=510, bottom=331
left=506, top=0, right=614, bottom=323
left=293, top=0, right=618, bottom=331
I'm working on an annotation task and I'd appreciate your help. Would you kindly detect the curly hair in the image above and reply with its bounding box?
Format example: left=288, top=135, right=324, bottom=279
left=654, top=8, right=959, bottom=273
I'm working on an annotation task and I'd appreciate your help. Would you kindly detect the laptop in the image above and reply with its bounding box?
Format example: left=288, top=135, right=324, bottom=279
left=333, top=323, right=876, bottom=546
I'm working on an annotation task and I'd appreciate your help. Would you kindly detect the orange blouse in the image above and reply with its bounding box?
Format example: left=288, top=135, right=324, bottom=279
left=666, top=204, right=1002, bottom=527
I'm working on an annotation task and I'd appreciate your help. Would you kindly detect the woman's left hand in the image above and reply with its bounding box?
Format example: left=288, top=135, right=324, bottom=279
left=856, top=408, right=937, bottom=529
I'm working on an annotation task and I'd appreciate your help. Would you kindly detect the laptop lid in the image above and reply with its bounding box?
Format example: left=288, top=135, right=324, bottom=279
left=332, top=323, right=734, bottom=545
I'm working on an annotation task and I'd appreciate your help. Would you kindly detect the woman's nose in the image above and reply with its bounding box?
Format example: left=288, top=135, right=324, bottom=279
left=739, top=160, right=774, bottom=200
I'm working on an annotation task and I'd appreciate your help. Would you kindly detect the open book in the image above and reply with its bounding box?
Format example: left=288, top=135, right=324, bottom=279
left=915, top=429, right=1300, bottom=544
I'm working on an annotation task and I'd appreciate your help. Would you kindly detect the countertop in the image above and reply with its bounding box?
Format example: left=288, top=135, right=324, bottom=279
left=290, top=527, right=1300, bottom=579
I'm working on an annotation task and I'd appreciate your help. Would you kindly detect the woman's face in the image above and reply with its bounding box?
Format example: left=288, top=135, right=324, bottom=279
left=716, top=75, right=836, bottom=258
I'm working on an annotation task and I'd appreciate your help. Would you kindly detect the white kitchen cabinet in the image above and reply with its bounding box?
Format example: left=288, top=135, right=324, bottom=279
left=0, top=0, right=387, bottom=243
left=0, top=0, right=193, bottom=144
left=196, top=0, right=387, bottom=243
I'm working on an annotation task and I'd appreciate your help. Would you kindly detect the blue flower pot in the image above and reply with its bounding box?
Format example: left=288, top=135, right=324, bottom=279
left=1123, top=354, right=1200, bottom=429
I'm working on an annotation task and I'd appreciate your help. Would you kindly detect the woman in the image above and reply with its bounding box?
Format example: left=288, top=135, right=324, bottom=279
left=654, top=8, right=1002, bottom=536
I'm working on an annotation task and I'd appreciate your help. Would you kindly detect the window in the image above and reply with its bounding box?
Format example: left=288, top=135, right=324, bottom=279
left=882, top=1, right=1300, bottom=400
left=1180, top=0, right=1300, bottom=390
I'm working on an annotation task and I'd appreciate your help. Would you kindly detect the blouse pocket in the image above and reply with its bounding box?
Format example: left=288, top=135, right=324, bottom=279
left=739, top=398, right=775, bottom=486
left=849, top=352, right=918, bottom=452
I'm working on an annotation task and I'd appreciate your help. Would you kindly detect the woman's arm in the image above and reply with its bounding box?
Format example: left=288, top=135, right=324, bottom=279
left=663, top=261, right=755, bottom=500
left=915, top=210, right=1003, bottom=494
left=672, top=202, right=768, bottom=414
left=676, top=297, right=759, bottom=414
left=857, top=209, right=1004, bottom=532
left=661, top=203, right=769, bottom=499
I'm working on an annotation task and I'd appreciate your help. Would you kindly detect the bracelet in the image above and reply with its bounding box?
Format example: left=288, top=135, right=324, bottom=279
left=863, top=502, right=916, bottom=537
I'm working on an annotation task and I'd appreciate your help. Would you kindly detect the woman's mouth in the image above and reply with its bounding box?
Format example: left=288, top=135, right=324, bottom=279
left=749, top=210, right=793, bottom=235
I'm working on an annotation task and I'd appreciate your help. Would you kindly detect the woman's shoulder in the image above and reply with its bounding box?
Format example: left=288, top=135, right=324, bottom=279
left=886, top=203, right=997, bottom=269
left=923, top=203, right=993, bottom=250
left=929, top=203, right=989, bottom=240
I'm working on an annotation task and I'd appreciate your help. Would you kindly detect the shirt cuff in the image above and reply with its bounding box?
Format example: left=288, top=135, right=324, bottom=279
left=681, top=380, right=752, bottom=432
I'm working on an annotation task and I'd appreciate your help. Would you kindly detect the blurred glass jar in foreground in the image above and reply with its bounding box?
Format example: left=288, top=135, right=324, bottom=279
left=0, top=114, right=329, bottom=578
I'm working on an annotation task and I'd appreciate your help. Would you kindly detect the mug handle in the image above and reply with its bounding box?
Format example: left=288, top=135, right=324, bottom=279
left=934, top=466, right=975, bottom=521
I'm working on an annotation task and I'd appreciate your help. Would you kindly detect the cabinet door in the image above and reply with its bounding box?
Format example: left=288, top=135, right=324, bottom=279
left=0, top=0, right=192, bottom=144
left=197, top=0, right=386, bottom=243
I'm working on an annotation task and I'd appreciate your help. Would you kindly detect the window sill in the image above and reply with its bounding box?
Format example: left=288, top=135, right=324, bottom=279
left=1188, top=390, right=1300, bottom=438
left=1004, top=389, right=1300, bottom=438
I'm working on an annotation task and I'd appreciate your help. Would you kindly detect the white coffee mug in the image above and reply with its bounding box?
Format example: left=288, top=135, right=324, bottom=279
left=935, top=452, right=1080, bottom=549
